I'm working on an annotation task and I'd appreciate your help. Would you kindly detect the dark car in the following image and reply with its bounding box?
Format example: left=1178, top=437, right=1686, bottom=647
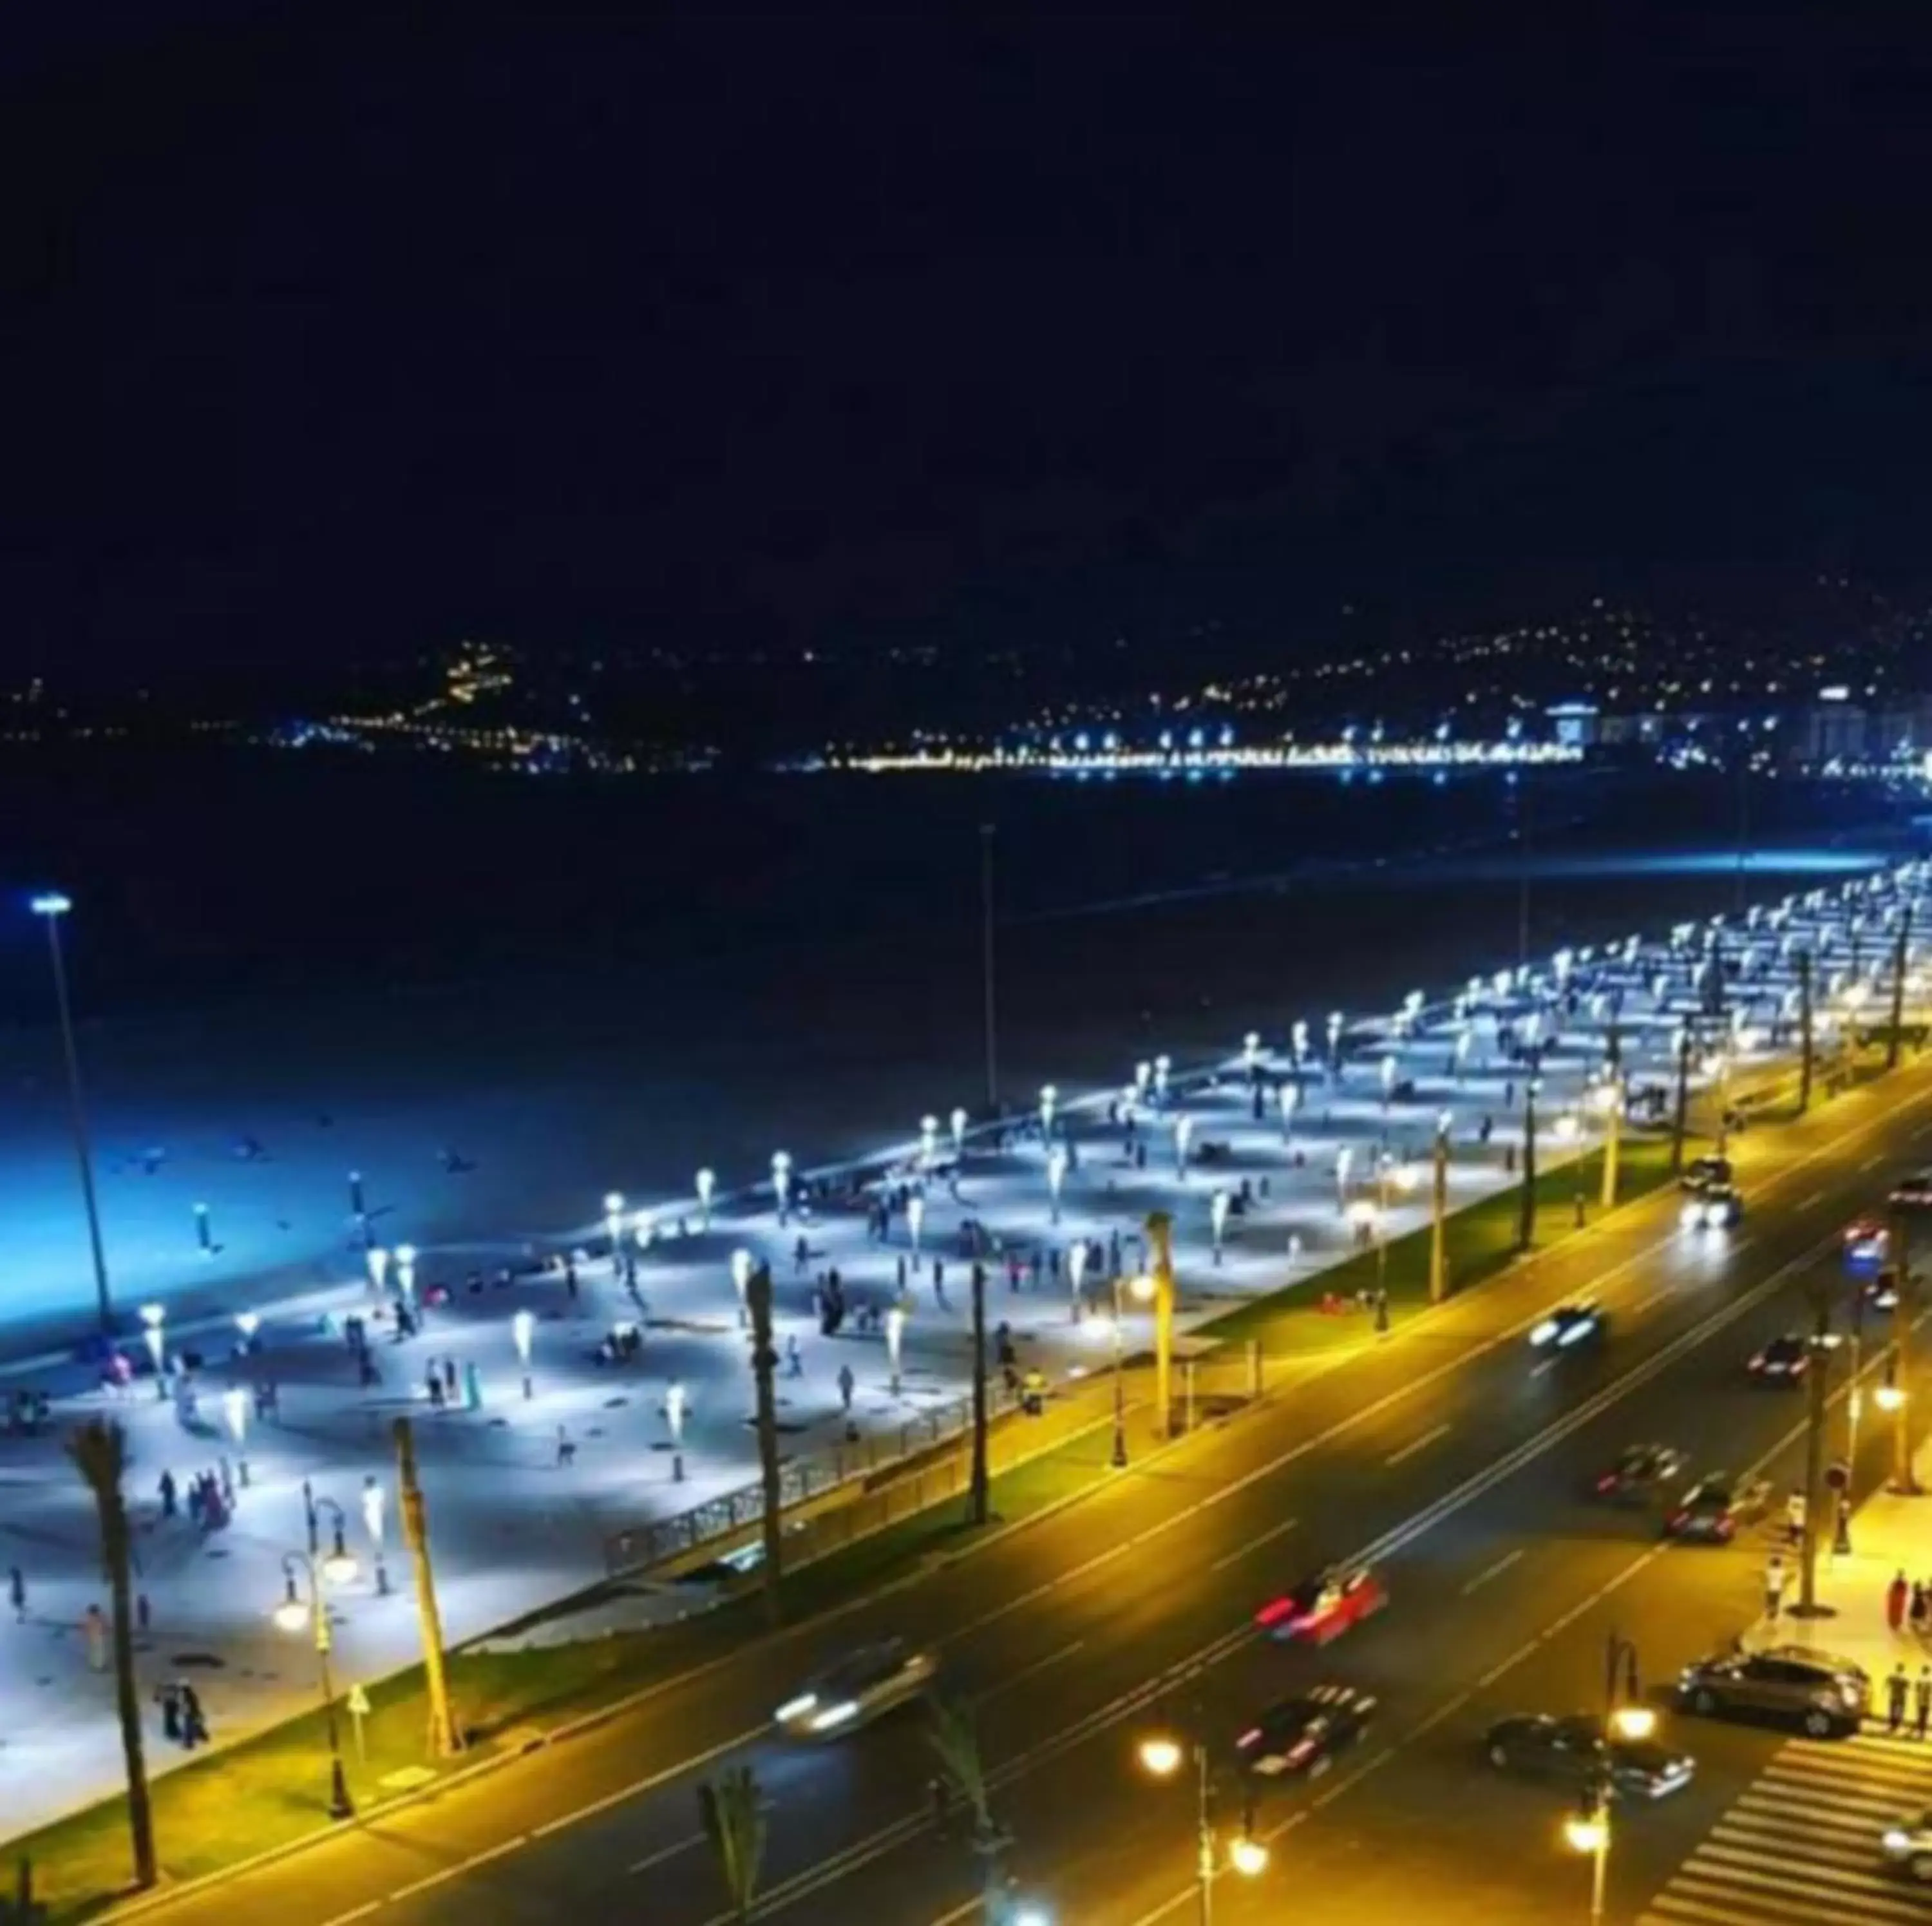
left=1235, top=1684, right=1378, bottom=1780
left=1663, top=1473, right=1771, bottom=1543
left=1591, top=1444, right=1688, bottom=1504
left=1482, top=1714, right=1694, bottom=1800
left=1890, top=1168, right=1932, bottom=1212
left=1747, top=1334, right=1810, bottom=1385
left=1862, top=1269, right=1902, bottom=1315
left=1530, top=1302, right=1605, bottom=1352
left=1682, top=1155, right=1734, bottom=1194
left=1676, top=1645, right=1869, bottom=1737
left=1680, top=1184, right=1743, bottom=1230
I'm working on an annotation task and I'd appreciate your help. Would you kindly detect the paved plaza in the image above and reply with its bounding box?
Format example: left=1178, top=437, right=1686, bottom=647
left=0, top=864, right=1923, bottom=1837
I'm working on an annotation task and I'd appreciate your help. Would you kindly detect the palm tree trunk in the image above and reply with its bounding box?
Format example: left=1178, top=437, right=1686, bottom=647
left=746, top=1264, right=784, bottom=1626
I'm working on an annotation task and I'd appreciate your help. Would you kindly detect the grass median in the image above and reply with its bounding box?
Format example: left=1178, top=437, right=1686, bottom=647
left=12, top=1127, right=1690, bottom=1919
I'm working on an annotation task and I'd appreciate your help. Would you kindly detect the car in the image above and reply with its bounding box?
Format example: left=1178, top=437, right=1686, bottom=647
left=1482, top=1713, right=1694, bottom=1800
left=1843, top=1216, right=1890, bottom=1274
left=1680, top=1184, right=1743, bottom=1230
left=1862, top=1268, right=1902, bottom=1315
left=1255, top=1564, right=1388, bottom=1645
left=1590, top=1444, right=1689, bottom=1504
left=1890, top=1168, right=1932, bottom=1212
left=1747, top=1333, right=1810, bottom=1384
left=1530, top=1302, right=1605, bottom=1351
left=1663, top=1473, right=1772, bottom=1542
left=1681, top=1155, right=1734, bottom=1194
left=1676, top=1645, right=1869, bottom=1737
left=1880, top=1807, right=1932, bottom=1884
left=774, top=1639, right=936, bottom=1739
left=1235, top=1684, right=1378, bottom=1780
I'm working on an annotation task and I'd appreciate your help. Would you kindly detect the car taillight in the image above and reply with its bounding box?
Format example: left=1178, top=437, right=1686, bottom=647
left=1256, top=1599, right=1291, bottom=1628
left=1285, top=1739, right=1315, bottom=1765
left=1669, top=1511, right=1687, bottom=1529
left=1237, top=1727, right=1263, bottom=1750
left=1596, top=1474, right=1617, bottom=1492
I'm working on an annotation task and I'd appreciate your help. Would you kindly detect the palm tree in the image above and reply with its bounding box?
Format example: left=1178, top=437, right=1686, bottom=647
left=927, top=1694, right=1011, bottom=1913
left=697, top=1764, right=766, bottom=1923
left=745, top=1263, right=784, bottom=1626
left=67, top=1418, right=156, bottom=1891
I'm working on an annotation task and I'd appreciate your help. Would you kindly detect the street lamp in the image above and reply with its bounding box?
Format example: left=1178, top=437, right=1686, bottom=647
left=1135, top=1726, right=1267, bottom=1922
left=1242, top=1032, right=1262, bottom=1076
left=512, top=1308, right=535, bottom=1398
left=1135, top=1060, right=1153, bottom=1104
left=1209, top=1188, right=1230, bottom=1265
left=950, top=1105, right=969, bottom=1160
left=223, top=1387, right=250, bottom=1485
left=1173, top=1114, right=1193, bottom=1181
left=272, top=1550, right=355, bottom=1819
left=361, top=1474, right=390, bottom=1596
left=1046, top=1145, right=1068, bottom=1225
left=1068, top=1238, right=1090, bottom=1319
left=886, top=1302, right=906, bottom=1396
left=633, top=1209, right=654, bottom=1252
left=314, top=1495, right=358, bottom=1585
left=1278, top=1080, right=1298, bottom=1145
left=695, top=1167, right=715, bottom=1230
left=731, top=1247, right=753, bottom=1329
left=1153, top=1054, right=1171, bottom=1103
left=907, top=1192, right=925, bottom=1267
left=194, top=1201, right=213, bottom=1257
left=1380, top=1053, right=1396, bottom=1109
left=603, top=1192, right=625, bottom=1261
left=920, top=1114, right=939, bottom=1170
left=665, top=1378, right=687, bottom=1482
left=771, top=1150, right=793, bottom=1225
left=394, top=1244, right=417, bottom=1310
left=140, top=1302, right=167, bottom=1395
left=1039, top=1084, right=1057, bottom=1138
left=234, top=1309, right=261, bottom=1351
left=367, top=1245, right=390, bottom=1293
left=30, top=891, right=113, bottom=1336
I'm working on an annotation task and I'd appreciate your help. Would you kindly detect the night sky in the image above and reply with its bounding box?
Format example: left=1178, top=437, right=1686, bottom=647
left=8, top=7, right=1932, bottom=682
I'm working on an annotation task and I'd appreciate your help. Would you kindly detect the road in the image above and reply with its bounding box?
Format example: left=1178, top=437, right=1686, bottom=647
left=139, top=1054, right=1932, bottom=1926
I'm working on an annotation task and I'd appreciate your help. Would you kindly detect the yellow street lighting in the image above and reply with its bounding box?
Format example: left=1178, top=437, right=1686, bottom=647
left=1609, top=1704, right=1656, bottom=1742
left=1877, top=1380, right=1907, bottom=1413
left=1129, top=1272, right=1156, bottom=1303
left=1565, top=1811, right=1608, bottom=1854
left=1138, top=1735, right=1184, bottom=1778
left=272, top=1578, right=308, bottom=1634
left=1228, top=1835, right=1269, bottom=1876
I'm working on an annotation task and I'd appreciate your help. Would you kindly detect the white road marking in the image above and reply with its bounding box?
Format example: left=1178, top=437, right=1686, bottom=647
left=1460, top=1548, right=1524, bottom=1595
left=1385, top=1422, right=1452, bottom=1467
left=982, top=1637, right=1085, bottom=1701
left=1209, top=1515, right=1299, bottom=1572
left=1798, top=1188, right=1828, bottom=1208
left=387, top=1835, right=529, bottom=1903
left=1859, top=1152, right=1884, bottom=1172
left=628, top=1831, right=705, bottom=1875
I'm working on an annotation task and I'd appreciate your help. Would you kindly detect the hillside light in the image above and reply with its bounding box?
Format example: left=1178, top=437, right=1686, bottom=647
left=367, top=1246, right=390, bottom=1293
left=603, top=1192, right=625, bottom=1254
left=1279, top=1080, right=1299, bottom=1142
left=771, top=1150, right=793, bottom=1222
left=1046, top=1144, right=1069, bottom=1223
left=1135, top=1060, right=1153, bottom=1102
left=695, top=1167, right=715, bottom=1229
left=731, top=1247, right=753, bottom=1329
left=1242, top=1031, right=1262, bottom=1073
left=512, top=1308, right=535, bottom=1398
left=1154, top=1054, right=1171, bottom=1102
left=395, top=1244, right=417, bottom=1306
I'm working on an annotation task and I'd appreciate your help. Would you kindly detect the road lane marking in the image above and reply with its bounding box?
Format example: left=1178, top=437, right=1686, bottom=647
left=1631, top=1288, right=1665, bottom=1315
left=1859, top=1152, right=1884, bottom=1172
left=1209, top=1515, right=1298, bottom=1572
left=982, top=1636, right=1086, bottom=1701
left=386, top=1835, right=528, bottom=1902
left=1385, top=1422, right=1451, bottom=1467
left=527, top=1724, right=766, bottom=1837
left=628, top=1832, right=705, bottom=1876
left=1477, top=1640, right=1540, bottom=1688
left=319, top=1908, right=382, bottom=1926
left=1460, top=1549, right=1524, bottom=1596
left=1799, top=1188, right=1828, bottom=1208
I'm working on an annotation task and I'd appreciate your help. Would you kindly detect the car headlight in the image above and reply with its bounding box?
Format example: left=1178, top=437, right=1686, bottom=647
left=1680, top=1203, right=1702, bottom=1228
left=776, top=1693, right=817, bottom=1721
left=809, top=1700, right=860, bottom=1731
left=1885, top=1828, right=1912, bottom=1853
left=1530, top=1319, right=1557, bottom=1346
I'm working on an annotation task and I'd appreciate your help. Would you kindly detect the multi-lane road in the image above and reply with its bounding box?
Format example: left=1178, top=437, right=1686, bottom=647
left=142, top=1054, right=1932, bottom=1926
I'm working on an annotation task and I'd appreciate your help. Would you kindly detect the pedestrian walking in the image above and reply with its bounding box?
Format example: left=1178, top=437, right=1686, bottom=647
left=181, top=1683, right=207, bottom=1748
left=8, top=1566, right=23, bottom=1624
left=1785, top=1489, right=1805, bottom=1547
left=158, top=1469, right=177, bottom=1520
left=896, top=1254, right=907, bottom=1292
left=443, top=1357, right=458, bottom=1400
left=1764, top=1554, right=1788, bottom=1623
left=1889, top=1662, right=1910, bottom=1734
left=1917, top=1668, right=1932, bottom=1741
left=1911, top=1583, right=1929, bottom=1639
left=84, top=1603, right=107, bottom=1672
left=1889, top=1568, right=1911, bottom=1633
left=556, top=1424, right=576, bottom=1469
left=838, top=1364, right=855, bottom=1413
left=786, top=1334, right=802, bottom=1378
left=137, top=1592, right=151, bottom=1638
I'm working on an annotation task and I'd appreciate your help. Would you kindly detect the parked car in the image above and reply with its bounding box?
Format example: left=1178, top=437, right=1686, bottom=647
left=1676, top=1645, right=1868, bottom=1737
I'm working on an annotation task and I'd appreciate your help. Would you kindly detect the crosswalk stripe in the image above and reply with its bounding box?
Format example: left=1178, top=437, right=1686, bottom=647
left=1774, top=1750, right=1932, bottom=1790
left=1669, top=1865, right=1930, bottom=1923
left=1714, top=1818, right=1889, bottom=1867
left=1746, top=1778, right=1916, bottom=1820
left=1643, top=1899, right=1799, bottom=1926
left=1689, top=1839, right=1917, bottom=1899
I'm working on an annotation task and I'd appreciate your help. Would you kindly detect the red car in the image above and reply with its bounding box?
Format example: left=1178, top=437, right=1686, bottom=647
left=1255, top=1565, right=1388, bottom=1646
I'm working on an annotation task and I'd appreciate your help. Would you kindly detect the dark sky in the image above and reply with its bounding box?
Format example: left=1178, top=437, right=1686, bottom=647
left=8, top=6, right=1932, bottom=682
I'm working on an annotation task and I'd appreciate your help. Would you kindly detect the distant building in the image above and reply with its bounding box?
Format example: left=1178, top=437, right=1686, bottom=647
left=1545, top=701, right=1600, bottom=747
left=1801, top=691, right=1868, bottom=765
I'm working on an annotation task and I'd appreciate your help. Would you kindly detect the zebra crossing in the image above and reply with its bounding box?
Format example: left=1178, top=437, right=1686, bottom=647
left=1640, top=1728, right=1932, bottom=1925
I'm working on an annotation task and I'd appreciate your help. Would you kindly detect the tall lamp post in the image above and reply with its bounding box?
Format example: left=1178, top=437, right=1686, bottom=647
left=32, top=893, right=113, bottom=1337
left=1135, top=1726, right=1267, bottom=1924
left=1564, top=1632, right=1652, bottom=1925
left=272, top=1539, right=358, bottom=1819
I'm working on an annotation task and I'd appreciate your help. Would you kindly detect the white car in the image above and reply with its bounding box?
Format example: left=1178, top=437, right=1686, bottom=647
left=1881, top=1807, right=1932, bottom=1883
left=1680, top=1185, right=1743, bottom=1231
left=775, top=1639, right=936, bottom=1739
